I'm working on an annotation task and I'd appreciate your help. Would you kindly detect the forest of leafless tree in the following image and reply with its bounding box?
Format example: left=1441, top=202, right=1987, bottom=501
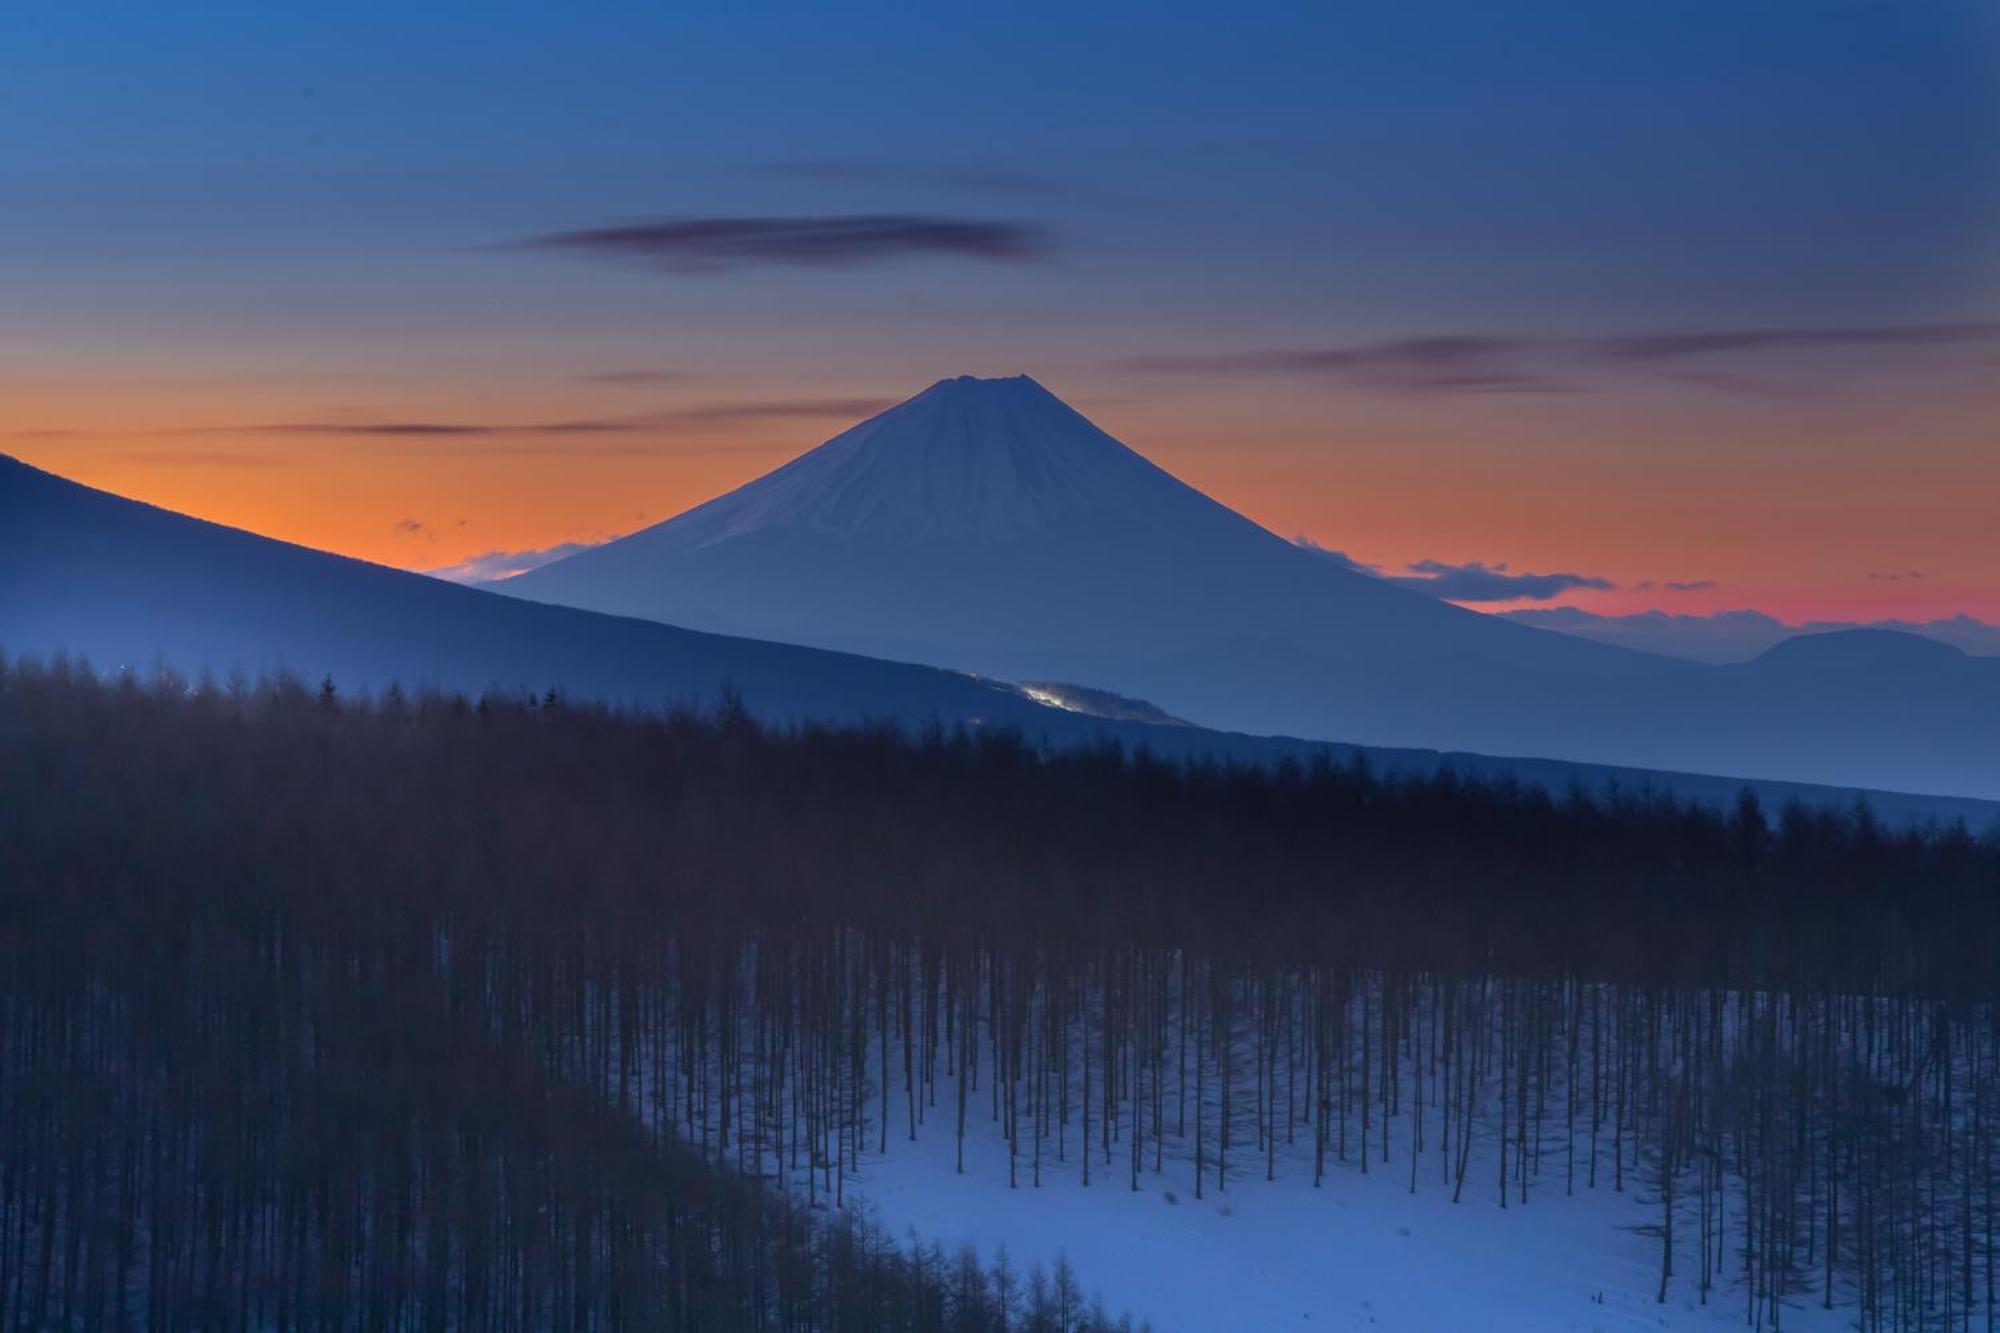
left=2, top=655, right=1995, bottom=1330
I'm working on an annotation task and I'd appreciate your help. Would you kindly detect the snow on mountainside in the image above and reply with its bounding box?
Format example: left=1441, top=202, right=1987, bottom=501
left=654, top=374, right=1245, bottom=547
left=491, top=374, right=1689, bottom=715
left=495, top=376, right=2000, bottom=799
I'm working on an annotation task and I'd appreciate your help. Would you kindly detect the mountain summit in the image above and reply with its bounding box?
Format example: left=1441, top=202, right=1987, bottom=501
left=499, top=373, right=1659, bottom=703
left=495, top=378, right=2000, bottom=797
left=608, top=374, right=1264, bottom=548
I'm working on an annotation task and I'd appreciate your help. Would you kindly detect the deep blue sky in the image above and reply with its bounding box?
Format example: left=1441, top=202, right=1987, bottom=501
left=11, top=1, right=1995, bottom=328
left=4, top=0, right=1997, bottom=619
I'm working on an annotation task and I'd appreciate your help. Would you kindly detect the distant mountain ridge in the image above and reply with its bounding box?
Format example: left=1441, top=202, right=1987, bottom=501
left=494, top=376, right=2000, bottom=799
left=1503, top=606, right=2000, bottom=664
left=1743, top=626, right=1975, bottom=674
left=4, top=452, right=1993, bottom=827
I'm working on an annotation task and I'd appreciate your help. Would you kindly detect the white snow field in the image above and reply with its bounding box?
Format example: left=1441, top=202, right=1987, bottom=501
left=843, top=1064, right=1849, bottom=1333
left=622, top=981, right=1888, bottom=1333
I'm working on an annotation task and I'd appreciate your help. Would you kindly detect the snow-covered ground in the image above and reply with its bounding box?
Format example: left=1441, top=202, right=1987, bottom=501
left=624, top=964, right=1920, bottom=1328
left=829, top=1067, right=1851, bottom=1333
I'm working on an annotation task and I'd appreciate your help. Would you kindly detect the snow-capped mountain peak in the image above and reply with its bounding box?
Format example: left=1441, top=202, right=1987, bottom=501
left=652, top=373, right=1244, bottom=549
left=490, top=379, right=2000, bottom=800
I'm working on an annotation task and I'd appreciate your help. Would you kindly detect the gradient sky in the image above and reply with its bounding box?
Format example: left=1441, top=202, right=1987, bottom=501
left=5, top=0, right=1998, bottom=622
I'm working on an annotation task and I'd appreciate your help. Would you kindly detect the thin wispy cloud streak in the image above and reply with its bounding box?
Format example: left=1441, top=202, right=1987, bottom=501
left=242, top=419, right=635, bottom=438
left=1122, top=321, right=2000, bottom=395
left=1391, top=559, right=1614, bottom=602
left=1295, top=540, right=1615, bottom=602
left=251, top=397, right=890, bottom=437
left=426, top=541, right=605, bottom=584
left=1123, top=338, right=1565, bottom=395
left=517, top=215, right=1051, bottom=273
left=351, top=440, right=774, bottom=460
left=1599, top=321, right=2000, bottom=361
left=11, top=398, right=893, bottom=453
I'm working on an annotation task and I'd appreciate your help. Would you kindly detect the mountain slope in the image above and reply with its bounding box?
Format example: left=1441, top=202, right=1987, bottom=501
left=495, top=376, right=2000, bottom=798
left=496, top=376, right=1690, bottom=731
left=0, top=453, right=1103, bottom=731
left=6, top=453, right=1994, bottom=825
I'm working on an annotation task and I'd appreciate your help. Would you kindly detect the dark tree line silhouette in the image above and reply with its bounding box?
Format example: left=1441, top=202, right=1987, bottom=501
left=2, top=654, right=1996, bottom=1330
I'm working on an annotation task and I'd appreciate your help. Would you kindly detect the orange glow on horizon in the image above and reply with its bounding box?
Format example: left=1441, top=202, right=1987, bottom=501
left=7, top=367, right=1997, bottom=628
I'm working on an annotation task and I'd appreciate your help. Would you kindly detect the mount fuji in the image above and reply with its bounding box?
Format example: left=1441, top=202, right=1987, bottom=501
left=494, top=374, right=2000, bottom=799
left=3, top=447, right=1995, bottom=819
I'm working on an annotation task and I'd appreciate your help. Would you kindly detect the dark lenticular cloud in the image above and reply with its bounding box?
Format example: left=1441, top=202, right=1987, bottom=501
left=519, top=215, right=1050, bottom=272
